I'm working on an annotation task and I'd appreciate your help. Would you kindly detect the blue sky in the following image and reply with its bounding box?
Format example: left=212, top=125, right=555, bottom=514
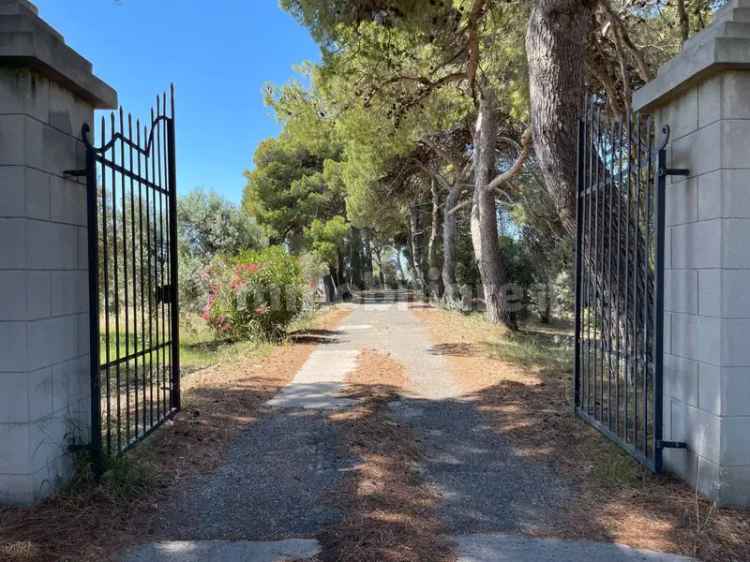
left=34, top=0, right=320, bottom=203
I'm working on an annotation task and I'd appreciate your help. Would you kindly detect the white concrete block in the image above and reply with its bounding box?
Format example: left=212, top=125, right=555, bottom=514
left=0, top=473, right=34, bottom=505
left=24, top=168, right=50, bottom=221
left=40, top=124, right=81, bottom=175
left=77, top=226, right=88, bottom=270
left=698, top=269, right=721, bottom=317
left=26, top=270, right=51, bottom=320
left=663, top=448, right=720, bottom=499
left=50, top=175, right=84, bottom=226
left=671, top=313, right=697, bottom=360
left=0, top=218, right=27, bottom=269
left=47, top=81, right=77, bottom=135
left=27, top=367, right=52, bottom=421
left=723, top=219, right=750, bottom=267
left=671, top=313, right=721, bottom=364
left=671, top=121, right=721, bottom=179
left=722, top=71, right=750, bottom=119
left=51, top=270, right=87, bottom=316
left=23, top=116, right=44, bottom=171
left=677, top=402, right=722, bottom=462
left=670, top=219, right=722, bottom=269
left=697, top=170, right=722, bottom=220
left=669, top=87, right=699, bottom=140
left=719, top=269, right=750, bottom=316
left=665, top=269, right=698, bottom=313
left=30, top=452, right=73, bottom=502
left=27, top=315, right=78, bottom=370
left=27, top=219, right=77, bottom=270
left=665, top=227, right=672, bottom=270
left=664, top=354, right=699, bottom=407
left=721, top=120, right=750, bottom=169
left=698, top=74, right=722, bottom=127
left=0, top=373, right=28, bottom=423
left=721, top=169, right=750, bottom=218
left=0, top=271, right=28, bottom=321
left=666, top=176, right=697, bottom=226
left=0, top=114, right=26, bottom=165
left=699, top=363, right=750, bottom=416
left=719, top=465, right=750, bottom=506
left=0, top=321, right=27, bottom=372
left=720, top=317, right=750, bottom=364
left=0, top=166, right=24, bottom=217
left=0, top=423, right=29, bottom=473
left=77, top=313, right=89, bottom=356
left=721, top=416, right=750, bottom=465
left=28, top=414, right=68, bottom=473
left=0, top=68, right=49, bottom=122
left=52, top=356, right=87, bottom=414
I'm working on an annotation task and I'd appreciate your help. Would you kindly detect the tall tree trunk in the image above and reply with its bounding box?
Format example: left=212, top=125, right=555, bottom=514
left=471, top=85, right=516, bottom=329
left=324, top=271, right=337, bottom=303
left=527, top=0, right=595, bottom=235
left=336, top=248, right=346, bottom=286
left=374, top=245, right=385, bottom=287
left=364, top=228, right=374, bottom=288
left=541, top=277, right=553, bottom=324
left=677, top=0, right=690, bottom=44
left=408, top=204, right=425, bottom=295
left=427, top=177, right=444, bottom=299
left=350, top=226, right=364, bottom=290
left=394, top=241, right=407, bottom=286
left=442, top=182, right=461, bottom=308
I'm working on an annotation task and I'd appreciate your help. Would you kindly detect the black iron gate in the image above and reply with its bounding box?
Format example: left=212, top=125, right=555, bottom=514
left=574, top=100, right=687, bottom=472
left=79, top=87, right=180, bottom=463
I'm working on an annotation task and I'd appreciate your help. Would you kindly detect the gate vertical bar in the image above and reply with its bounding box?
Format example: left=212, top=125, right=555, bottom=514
left=574, top=116, right=586, bottom=410
left=84, top=123, right=104, bottom=474
left=653, top=136, right=668, bottom=472
left=168, top=87, right=181, bottom=411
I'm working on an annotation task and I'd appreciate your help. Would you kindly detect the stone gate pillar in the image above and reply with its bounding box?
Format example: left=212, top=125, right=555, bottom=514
left=634, top=0, right=750, bottom=506
left=0, top=0, right=116, bottom=504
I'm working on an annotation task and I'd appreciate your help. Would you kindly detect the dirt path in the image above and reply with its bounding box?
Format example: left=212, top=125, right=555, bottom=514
left=120, top=292, right=696, bottom=562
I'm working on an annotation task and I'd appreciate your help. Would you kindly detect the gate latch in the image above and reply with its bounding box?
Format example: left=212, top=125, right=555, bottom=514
left=156, top=284, right=174, bottom=304
left=658, top=440, right=688, bottom=450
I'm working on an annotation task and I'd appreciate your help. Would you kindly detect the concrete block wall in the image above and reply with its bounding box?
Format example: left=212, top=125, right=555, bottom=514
left=0, top=0, right=116, bottom=504
left=635, top=0, right=750, bottom=506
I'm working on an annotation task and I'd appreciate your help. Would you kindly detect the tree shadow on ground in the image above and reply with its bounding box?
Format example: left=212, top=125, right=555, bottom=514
left=287, top=328, right=345, bottom=345
left=418, top=320, right=749, bottom=562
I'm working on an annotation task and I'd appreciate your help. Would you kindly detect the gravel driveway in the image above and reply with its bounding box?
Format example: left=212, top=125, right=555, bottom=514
left=121, top=292, right=696, bottom=562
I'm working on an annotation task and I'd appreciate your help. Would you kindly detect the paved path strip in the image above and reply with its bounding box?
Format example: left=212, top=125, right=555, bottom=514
left=122, top=539, right=320, bottom=562
left=266, top=349, right=359, bottom=410
left=452, top=533, right=697, bottom=562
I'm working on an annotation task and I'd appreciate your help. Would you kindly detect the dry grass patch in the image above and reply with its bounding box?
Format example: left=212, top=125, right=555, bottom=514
left=0, top=307, right=351, bottom=562
left=317, top=349, right=456, bottom=562
left=413, top=306, right=750, bottom=562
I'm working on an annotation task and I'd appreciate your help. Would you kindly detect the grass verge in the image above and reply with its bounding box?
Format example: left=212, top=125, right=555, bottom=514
left=412, top=306, right=750, bottom=562
left=0, top=306, right=351, bottom=562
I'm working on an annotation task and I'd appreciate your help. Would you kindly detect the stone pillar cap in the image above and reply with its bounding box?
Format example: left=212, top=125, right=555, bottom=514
left=633, top=0, right=750, bottom=113
left=0, top=0, right=117, bottom=108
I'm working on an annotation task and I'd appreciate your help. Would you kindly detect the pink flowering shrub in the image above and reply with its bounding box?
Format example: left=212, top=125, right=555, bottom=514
left=203, top=246, right=304, bottom=340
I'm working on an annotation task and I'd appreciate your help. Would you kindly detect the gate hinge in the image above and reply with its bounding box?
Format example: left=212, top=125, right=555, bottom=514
left=658, top=440, right=688, bottom=450
left=64, top=169, right=87, bottom=177
left=659, top=168, right=690, bottom=178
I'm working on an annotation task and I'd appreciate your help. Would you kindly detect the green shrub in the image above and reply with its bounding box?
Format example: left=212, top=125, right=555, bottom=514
left=203, top=246, right=304, bottom=340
